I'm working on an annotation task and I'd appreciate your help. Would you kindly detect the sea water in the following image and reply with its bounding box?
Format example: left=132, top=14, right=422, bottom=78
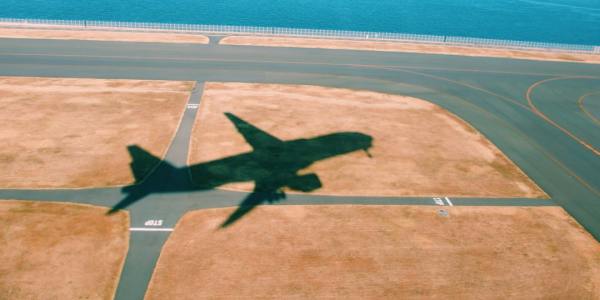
left=2, top=0, right=600, bottom=45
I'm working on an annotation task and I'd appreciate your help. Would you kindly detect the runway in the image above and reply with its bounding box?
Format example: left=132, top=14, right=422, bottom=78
left=0, top=37, right=598, bottom=299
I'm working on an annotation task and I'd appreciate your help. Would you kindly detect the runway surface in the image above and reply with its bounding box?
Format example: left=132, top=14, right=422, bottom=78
left=0, top=37, right=598, bottom=299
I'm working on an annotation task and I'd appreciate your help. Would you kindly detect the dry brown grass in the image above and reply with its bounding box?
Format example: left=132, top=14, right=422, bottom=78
left=0, top=27, right=209, bottom=43
left=0, top=200, right=129, bottom=300
left=221, top=36, right=600, bottom=64
left=188, top=82, right=545, bottom=198
left=0, top=76, right=193, bottom=188
left=145, top=205, right=600, bottom=299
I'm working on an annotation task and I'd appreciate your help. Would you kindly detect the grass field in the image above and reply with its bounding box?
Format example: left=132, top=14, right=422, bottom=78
left=146, top=205, right=600, bottom=299
left=189, top=82, right=545, bottom=198
left=220, top=36, right=600, bottom=64
left=0, top=27, right=209, bottom=43
left=0, top=77, right=193, bottom=188
left=0, top=200, right=129, bottom=299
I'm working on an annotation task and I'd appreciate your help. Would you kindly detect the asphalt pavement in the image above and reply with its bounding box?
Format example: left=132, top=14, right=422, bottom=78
left=0, top=38, right=598, bottom=299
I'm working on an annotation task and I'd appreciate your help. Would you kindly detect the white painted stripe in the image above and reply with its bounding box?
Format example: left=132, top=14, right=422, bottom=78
left=130, top=227, right=174, bottom=232
left=444, top=197, right=454, bottom=206
left=433, top=197, right=444, bottom=206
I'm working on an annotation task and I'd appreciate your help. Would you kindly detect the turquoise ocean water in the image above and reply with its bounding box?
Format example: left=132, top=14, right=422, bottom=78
left=2, top=0, right=600, bottom=45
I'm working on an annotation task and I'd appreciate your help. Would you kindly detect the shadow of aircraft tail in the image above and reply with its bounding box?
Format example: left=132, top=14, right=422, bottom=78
left=107, top=145, right=182, bottom=215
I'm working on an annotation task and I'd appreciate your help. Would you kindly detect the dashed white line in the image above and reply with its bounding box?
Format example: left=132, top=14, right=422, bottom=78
left=444, top=197, right=454, bottom=206
left=130, top=227, right=174, bottom=232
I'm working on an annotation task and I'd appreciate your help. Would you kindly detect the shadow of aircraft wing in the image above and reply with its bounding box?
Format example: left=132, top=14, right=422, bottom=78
left=219, top=172, right=323, bottom=228
left=107, top=190, right=149, bottom=214
left=224, top=112, right=283, bottom=150
left=220, top=180, right=287, bottom=228
left=219, top=192, right=278, bottom=228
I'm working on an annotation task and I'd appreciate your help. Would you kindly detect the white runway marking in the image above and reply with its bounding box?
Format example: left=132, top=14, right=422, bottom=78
left=144, top=219, right=164, bottom=226
left=445, top=197, right=454, bottom=206
left=433, top=197, right=445, bottom=205
left=130, top=227, right=174, bottom=232
left=186, top=103, right=199, bottom=109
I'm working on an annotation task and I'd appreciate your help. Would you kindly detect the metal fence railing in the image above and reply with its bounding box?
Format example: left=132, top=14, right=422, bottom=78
left=1, top=17, right=598, bottom=54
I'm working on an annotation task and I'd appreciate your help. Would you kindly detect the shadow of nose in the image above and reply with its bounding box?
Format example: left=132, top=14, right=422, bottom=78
left=357, top=133, right=373, bottom=149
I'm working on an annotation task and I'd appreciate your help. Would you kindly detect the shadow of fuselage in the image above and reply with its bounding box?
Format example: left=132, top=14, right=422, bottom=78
left=109, top=112, right=373, bottom=227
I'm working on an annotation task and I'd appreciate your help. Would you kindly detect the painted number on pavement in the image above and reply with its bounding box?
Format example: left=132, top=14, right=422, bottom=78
left=144, top=219, right=164, bottom=226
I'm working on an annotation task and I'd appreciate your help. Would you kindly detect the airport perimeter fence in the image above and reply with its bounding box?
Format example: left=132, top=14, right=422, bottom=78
left=1, top=17, right=599, bottom=54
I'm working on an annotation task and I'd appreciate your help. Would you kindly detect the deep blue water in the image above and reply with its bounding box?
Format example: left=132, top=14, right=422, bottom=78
left=3, top=0, right=600, bottom=45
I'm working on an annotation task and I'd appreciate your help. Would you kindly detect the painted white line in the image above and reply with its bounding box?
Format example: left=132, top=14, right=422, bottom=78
left=433, top=197, right=445, bottom=206
left=186, top=104, right=199, bottom=109
left=130, top=227, right=174, bottom=232
left=444, top=197, right=454, bottom=206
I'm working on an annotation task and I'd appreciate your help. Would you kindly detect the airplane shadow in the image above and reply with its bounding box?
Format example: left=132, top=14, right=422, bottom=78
left=108, top=112, right=373, bottom=228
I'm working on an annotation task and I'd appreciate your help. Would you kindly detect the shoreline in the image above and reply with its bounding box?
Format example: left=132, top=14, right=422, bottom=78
left=1, top=22, right=599, bottom=63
